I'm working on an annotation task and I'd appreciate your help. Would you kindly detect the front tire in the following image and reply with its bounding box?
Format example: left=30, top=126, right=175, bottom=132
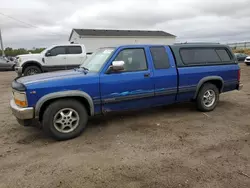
left=23, top=65, right=42, bottom=76
left=42, top=99, right=88, bottom=140
left=196, top=83, right=219, bottom=112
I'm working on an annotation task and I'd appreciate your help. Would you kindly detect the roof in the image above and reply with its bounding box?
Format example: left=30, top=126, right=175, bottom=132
left=69, top=29, right=176, bottom=40
left=171, top=43, right=229, bottom=48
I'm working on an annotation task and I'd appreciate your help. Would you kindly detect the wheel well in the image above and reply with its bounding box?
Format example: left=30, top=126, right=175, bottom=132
left=194, top=79, right=223, bottom=99
left=204, top=80, right=223, bottom=92
left=38, top=97, right=91, bottom=121
left=23, top=62, right=42, bottom=72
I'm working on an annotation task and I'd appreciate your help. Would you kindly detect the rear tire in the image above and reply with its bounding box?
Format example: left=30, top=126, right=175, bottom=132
left=42, top=99, right=88, bottom=141
left=196, top=83, right=219, bottom=112
left=23, top=65, right=42, bottom=76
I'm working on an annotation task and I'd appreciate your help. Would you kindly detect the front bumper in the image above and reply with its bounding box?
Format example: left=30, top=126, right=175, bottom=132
left=244, top=59, right=250, bottom=65
left=10, top=99, right=34, bottom=120
left=15, top=66, right=23, bottom=76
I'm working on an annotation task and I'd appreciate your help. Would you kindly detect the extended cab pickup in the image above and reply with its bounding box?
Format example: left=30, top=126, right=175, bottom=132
left=10, top=44, right=243, bottom=140
left=15, top=44, right=87, bottom=76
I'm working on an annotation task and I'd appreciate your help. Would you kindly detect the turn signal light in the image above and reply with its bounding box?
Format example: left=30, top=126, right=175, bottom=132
left=15, top=99, right=27, bottom=107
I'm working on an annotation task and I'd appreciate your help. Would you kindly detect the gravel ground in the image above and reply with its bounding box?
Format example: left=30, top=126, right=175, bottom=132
left=0, top=64, right=249, bottom=188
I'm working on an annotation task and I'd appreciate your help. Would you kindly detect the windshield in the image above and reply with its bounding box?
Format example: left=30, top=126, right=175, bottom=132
left=80, top=48, right=115, bottom=72
left=40, top=48, right=48, bottom=55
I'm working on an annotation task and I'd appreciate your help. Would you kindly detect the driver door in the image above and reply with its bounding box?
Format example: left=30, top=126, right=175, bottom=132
left=44, top=46, right=67, bottom=71
left=99, top=47, right=155, bottom=112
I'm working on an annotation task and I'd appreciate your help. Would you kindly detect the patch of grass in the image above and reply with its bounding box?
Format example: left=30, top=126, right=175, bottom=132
left=233, top=49, right=250, bottom=55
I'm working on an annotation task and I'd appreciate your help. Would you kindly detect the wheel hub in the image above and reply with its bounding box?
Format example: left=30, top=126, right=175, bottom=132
left=53, top=108, right=80, bottom=133
left=203, top=89, right=216, bottom=108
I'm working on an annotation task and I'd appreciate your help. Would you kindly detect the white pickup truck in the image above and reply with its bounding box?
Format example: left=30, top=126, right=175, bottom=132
left=15, top=44, right=87, bottom=76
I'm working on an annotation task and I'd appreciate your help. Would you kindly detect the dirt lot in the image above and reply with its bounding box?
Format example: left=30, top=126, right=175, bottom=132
left=0, top=64, right=249, bottom=188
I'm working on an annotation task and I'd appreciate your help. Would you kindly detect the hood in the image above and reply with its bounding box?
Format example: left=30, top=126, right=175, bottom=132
left=17, top=69, right=95, bottom=85
left=17, top=53, right=41, bottom=58
left=17, top=53, right=43, bottom=64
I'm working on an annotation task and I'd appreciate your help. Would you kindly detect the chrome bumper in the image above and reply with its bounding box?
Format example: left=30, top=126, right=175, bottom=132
left=10, top=99, right=34, bottom=120
left=15, top=66, right=23, bottom=76
left=238, top=83, right=243, bottom=90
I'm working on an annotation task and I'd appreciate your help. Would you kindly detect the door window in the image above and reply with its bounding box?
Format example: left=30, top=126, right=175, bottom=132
left=68, top=46, right=82, bottom=54
left=50, top=46, right=66, bottom=56
left=114, top=48, right=147, bottom=72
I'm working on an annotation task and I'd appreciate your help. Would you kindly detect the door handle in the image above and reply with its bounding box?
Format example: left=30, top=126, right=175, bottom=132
left=144, top=73, right=150, bottom=78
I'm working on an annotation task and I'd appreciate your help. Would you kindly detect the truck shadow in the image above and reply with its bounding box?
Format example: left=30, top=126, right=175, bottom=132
left=88, top=102, right=197, bottom=127
left=88, top=99, right=237, bottom=128
left=15, top=100, right=234, bottom=145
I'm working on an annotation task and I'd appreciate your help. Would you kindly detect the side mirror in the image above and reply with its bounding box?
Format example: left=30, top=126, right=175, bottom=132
left=45, top=51, right=52, bottom=57
left=110, top=61, right=125, bottom=72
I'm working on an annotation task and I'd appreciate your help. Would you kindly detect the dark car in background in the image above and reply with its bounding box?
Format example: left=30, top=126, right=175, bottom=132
left=234, top=53, right=248, bottom=61
left=0, top=57, right=16, bottom=71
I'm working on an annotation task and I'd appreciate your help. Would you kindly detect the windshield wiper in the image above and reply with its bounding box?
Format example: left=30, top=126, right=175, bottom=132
left=76, top=66, right=89, bottom=74
left=80, top=66, right=89, bottom=71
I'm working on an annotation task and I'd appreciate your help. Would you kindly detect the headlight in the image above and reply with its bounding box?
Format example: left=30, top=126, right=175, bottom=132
left=18, top=58, right=21, bottom=63
left=13, top=90, right=28, bottom=107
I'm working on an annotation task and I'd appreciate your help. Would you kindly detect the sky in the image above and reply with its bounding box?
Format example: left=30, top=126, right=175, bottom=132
left=0, top=0, right=249, bottom=49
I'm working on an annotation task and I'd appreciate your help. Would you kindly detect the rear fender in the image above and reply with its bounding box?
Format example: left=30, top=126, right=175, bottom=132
left=193, top=76, right=224, bottom=99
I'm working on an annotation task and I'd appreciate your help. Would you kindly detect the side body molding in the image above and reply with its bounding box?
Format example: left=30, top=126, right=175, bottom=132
left=35, top=90, right=95, bottom=117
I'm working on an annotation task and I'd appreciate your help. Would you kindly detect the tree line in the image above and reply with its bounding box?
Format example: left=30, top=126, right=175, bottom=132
left=3, top=47, right=45, bottom=57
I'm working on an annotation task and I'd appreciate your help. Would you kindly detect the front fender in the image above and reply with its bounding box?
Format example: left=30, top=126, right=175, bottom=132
left=35, top=90, right=94, bottom=118
left=22, top=60, right=42, bottom=68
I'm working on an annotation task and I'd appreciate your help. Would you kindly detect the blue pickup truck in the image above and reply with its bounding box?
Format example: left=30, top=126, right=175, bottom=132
left=10, top=44, right=243, bottom=140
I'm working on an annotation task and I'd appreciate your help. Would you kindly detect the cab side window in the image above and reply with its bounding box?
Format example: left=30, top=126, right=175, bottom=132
left=114, top=48, right=147, bottom=72
left=150, top=47, right=170, bottom=69
left=68, top=46, right=82, bottom=54
left=50, top=47, right=66, bottom=56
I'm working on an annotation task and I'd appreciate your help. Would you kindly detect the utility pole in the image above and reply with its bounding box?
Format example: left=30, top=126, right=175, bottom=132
left=0, top=29, right=5, bottom=57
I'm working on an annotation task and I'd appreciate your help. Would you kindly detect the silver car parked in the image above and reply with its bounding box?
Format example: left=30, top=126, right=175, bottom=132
left=0, top=56, right=16, bottom=71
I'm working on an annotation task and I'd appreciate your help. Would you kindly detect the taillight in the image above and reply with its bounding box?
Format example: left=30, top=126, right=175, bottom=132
left=238, top=69, right=241, bottom=82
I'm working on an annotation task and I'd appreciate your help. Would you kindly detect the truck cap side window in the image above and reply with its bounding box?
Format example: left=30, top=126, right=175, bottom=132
left=150, top=46, right=170, bottom=69
left=114, top=48, right=147, bottom=72
left=215, top=49, right=231, bottom=62
left=180, top=48, right=221, bottom=65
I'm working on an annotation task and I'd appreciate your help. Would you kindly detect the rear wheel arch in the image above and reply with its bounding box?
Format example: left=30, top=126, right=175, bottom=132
left=36, top=91, right=94, bottom=121
left=194, top=76, right=224, bottom=99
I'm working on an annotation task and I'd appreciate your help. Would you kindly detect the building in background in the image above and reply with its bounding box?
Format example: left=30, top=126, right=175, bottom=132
left=69, top=29, right=176, bottom=53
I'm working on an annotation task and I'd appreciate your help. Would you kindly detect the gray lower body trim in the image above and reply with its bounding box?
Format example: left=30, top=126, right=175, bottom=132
left=179, top=86, right=196, bottom=93
left=155, top=89, right=177, bottom=96
left=102, top=92, right=154, bottom=104
left=93, top=99, right=101, bottom=105
left=101, top=86, right=196, bottom=104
